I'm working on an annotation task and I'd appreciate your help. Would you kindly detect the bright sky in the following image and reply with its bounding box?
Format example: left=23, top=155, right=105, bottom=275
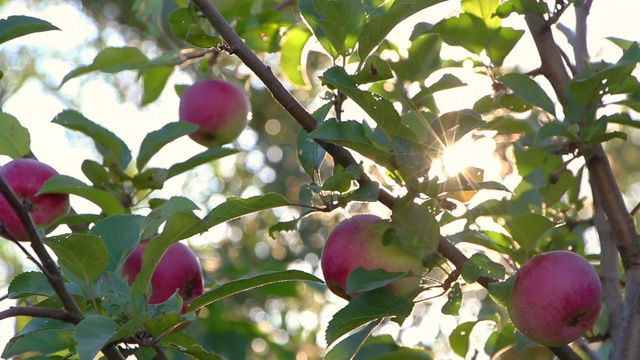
left=0, top=0, right=639, bottom=357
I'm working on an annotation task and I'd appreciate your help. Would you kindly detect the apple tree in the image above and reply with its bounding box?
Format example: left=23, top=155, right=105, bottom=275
left=0, top=0, right=639, bottom=359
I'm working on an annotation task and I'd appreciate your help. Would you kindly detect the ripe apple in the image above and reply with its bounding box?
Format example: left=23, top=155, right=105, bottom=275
left=0, top=158, right=70, bottom=241
left=320, top=214, right=423, bottom=300
left=179, top=79, right=251, bottom=147
left=121, top=241, right=204, bottom=314
left=507, top=250, right=602, bottom=346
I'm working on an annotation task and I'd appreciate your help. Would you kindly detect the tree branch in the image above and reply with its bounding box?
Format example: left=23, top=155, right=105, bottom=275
left=191, top=2, right=582, bottom=358
left=0, top=306, right=74, bottom=322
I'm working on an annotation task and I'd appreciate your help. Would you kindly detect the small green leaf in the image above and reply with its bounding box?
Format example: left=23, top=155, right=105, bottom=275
left=60, top=47, right=149, bottom=86
left=441, top=282, right=462, bottom=315
left=322, top=171, right=357, bottom=192
left=326, top=287, right=414, bottom=346
left=8, top=271, right=54, bottom=298
left=351, top=55, right=393, bottom=84
left=460, top=253, right=506, bottom=283
left=281, top=27, right=312, bottom=86
left=358, top=0, right=445, bottom=59
left=81, top=160, right=110, bottom=188
left=143, top=312, right=187, bottom=337
left=324, top=320, right=380, bottom=360
left=132, top=167, right=169, bottom=190
left=37, top=175, right=126, bottom=215
left=2, top=318, right=73, bottom=358
left=499, top=73, right=556, bottom=115
left=484, top=323, right=516, bottom=357
left=509, top=213, right=555, bottom=252
left=185, top=24, right=221, bottom=48
left=141, top=65, right=174, bottom=106
left=495, top=0, right=547, bottom=18
left=142, top=196, right=200, bottom=239
left=203, top=193, right=290, bottom=229
left=137, top=122, right=198, bottom=171
left=108, top=313, right=150, bottom=343
left=298, top=0, right=366, bottom=58
left=167, top=147, right=238, bottom=179
left=346, top=267, right=410, bottom=295
left=449, top=321, right=480, bottom=357
left=0, top=15, right=59, bottom=45
left=487, top=274, right=516, bottom=307
left=392, top=200, right=441, bottom=258
left=89, top=214, right=145, bottom=272
left=74, top=315, right=119, bottom=360
left=168, top=7, right=194, bottom=40
left=0, top=112, right=30, bottom=158
left=52, top=110, right=132, bottom=171
left=44, top=234, right=109, bottom=284
left=188, top=270, right=322, bottom=311
left=310, top=118, right=394, bottom=169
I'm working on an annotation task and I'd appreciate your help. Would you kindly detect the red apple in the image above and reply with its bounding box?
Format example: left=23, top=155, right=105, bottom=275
left=507, top=250, right=602, bottom=346
left=179, top=79, right=251, bottom=147
left=320, top=214, right=423, bottom=300
left=121, top=241, right=204, bottom=314
left=0, top=158, right=70, bottom=241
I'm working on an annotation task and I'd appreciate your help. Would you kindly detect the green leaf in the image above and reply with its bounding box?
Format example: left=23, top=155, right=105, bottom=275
left=509, top=213, right=555, bottom=252
left=130, top=211, right=206, bottom=309
left=167, top=147, right=238, bottom=178
left=187, top=270, right=322, bottom=311
left=392, top=199, right=441, bottom=258
left=142, top=196, right=200, bottom=239
left=81, top=160, right=110, bottom=188
left=0, top=112, right=30, bottom=158
left=37, top=175, right=126, bottom=215
left=326, top=287, right=414, bottom=346
left=244, top=22, right=281, bottom=52
left=108, top=313, right=150, bottom=343
left=428, top=13, right=524, bottom=66
left=462, top=0, right=501, bottom=28
left=74, top=315, right=119, bottom=360
left=495, top=0, right=548, bottom=18
left=44, top=234, right=109, bottom=284
left=132, top=167, right=169, bottom=190
left=487, top=274, right=516, bottom=307
left=168, top=7, right=194, bottom=40
left=481, top=116, right=532, bottom=135
left=569, top=43, right=640, bottom=105
left=185, top=24, right=221, bottom=48
left=449, top=321, right=480, bottom=358
left=141, top=65, right=174, bottom=106
left=2, top=318, right=73, bottom=358
left=89, top=214, right=145, bottom=272
left=441, top=282, right=462, bottom=315
left=322, top=170, right=357, bottom=192
left=8, top=271, right=54, bottom=298
left=137, top=122, right=198, bottom=171
left=60, top=47, right=149, bottom=86
left=298, top=0, right=366, bottom=58
left=95, top=272, right=131, bottom=317
left=499, top=73, right=556, bottom=115
left=484, top=323, right=516, bottom=357
left=0, top=15, right=59, bottom=45
left=320, top=66, right=403, bottom=137
left=351, top=55, right=394, bottom=84
left=346, top=267, right=411, bottom=295
left=460, top=253, right=506, bottom=283
left=281, top=27, right=312, bottom=86
left=325, top=320, right=380, bottom=360
left=203, top=193, right=290, bottom=228
left=52, top=110, right=132, bottom=171
left=310, top=118, right=394, bottom=170
left=358, top=0, right=445, bottom=60
left=424, top=110, right=484, bottom=152
left=143, top=312, right=187, bottom=337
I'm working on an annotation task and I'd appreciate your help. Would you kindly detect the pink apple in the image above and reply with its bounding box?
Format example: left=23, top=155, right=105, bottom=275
left=320, top=214, right=424, bottom=300
left=507, top=250, right=602, bottom=346
left=179, top=79, right=251, bottom=147
left=0, top=158, right=70, bottom=241
left=121, top=241, right=204, bottom=314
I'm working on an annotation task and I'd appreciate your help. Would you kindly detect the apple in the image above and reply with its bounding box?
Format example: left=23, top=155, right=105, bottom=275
left=121, top=241, right=204, bottom=314
left=179, top=79, right=251, bottom=147
left=320, top=214, right=423, bottom=300
left=0, top=158, right=70, bottom=241
left=507, top=250, right=602, bottom=346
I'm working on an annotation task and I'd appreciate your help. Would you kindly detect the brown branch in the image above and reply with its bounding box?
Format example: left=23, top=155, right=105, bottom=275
left=0, top=306, right=75, bottom=323
left=191, top=2, right=582, bottom=358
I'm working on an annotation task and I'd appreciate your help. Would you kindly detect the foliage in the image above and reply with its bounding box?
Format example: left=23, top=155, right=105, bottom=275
left=0, top=0, right=639, bottom=359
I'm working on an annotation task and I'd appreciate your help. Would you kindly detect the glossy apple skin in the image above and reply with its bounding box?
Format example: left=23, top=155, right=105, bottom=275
left=179, top=79, right=250, bottom=147
left=122, top=241, right=204, bottom=314
left=320, top=214, right=423, bottom=300
left=507, top=250, right=602, bottom=346
left=0, top=159, right=70, bottom=241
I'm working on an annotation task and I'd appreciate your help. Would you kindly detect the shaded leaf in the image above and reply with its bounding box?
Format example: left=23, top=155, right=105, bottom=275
left=441, top=282, right=462, bottom=315
left=346, top=267, right=410, bottom=295
left=89, top=214, right=145, bottom=272
left=0, top=15, right=59, bottom=45
left=499, top=73, right=556, bottom=115
left=60, top=47, right=148, bottom=86
left=509, top=213, right=555, bottom=252
left=74, top=315, right=119, bottom=360
left=460, top=253, right=506, bottom=283
left=37, top=175, right=126, bottom=215
left=167, top=147, right=238, bottom=178
left=325, top=320, right=380, bottom=360
left=203, top=193, right=290, bottom=228
left=0, top=112, right=30, bottom=158
left=44, top=234, right=109, bottom=284
left=2, top=318, right=73, bottom=358
left=449, top=321, right=480, bottom=358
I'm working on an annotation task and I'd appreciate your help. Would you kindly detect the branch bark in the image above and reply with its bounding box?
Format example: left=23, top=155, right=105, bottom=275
left=191, top=1, right=581, bottom=359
